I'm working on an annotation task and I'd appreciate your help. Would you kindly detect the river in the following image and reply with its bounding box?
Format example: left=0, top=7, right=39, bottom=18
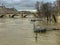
left=0, top=18, right=60, bottom=45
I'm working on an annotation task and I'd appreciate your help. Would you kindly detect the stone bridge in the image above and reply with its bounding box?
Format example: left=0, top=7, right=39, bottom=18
left=0, top=13, right=36, bottom=18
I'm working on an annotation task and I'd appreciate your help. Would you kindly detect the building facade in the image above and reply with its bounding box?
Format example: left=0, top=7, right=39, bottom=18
left=0, top=6, right=17, bottom=15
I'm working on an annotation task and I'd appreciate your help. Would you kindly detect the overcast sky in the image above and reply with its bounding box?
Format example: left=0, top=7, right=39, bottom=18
left=0, top=0, right=56, bottom=11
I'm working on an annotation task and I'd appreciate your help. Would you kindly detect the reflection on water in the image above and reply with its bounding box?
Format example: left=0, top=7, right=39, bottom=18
left=0, top=18, right=60, bottom=45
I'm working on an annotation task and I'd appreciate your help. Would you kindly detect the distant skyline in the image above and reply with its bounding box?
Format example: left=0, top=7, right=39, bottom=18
left=0, top=0, right=56, bottom=11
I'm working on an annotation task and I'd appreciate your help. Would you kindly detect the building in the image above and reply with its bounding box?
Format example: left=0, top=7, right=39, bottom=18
left=0, top=6, right=6, bottom=15
left=6, top=8, right=17, bottom=14
left=0, top=6, right=17, bottom=15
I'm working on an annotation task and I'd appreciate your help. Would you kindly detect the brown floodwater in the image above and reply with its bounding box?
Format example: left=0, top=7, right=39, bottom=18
left=0, top=18, right=60, bottom=45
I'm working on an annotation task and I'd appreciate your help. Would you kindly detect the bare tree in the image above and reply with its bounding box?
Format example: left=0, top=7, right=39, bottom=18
left=40, top=2, right=53, bottom=23
left=57, top=0, right=60, bottom=15
left=35, top=1, right=40, bottom=17
left=35, top=1, right=57, bottom=23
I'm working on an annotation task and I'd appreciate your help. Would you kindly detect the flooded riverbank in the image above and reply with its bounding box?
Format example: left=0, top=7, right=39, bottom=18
left=0, top=18, right=60, bottom=45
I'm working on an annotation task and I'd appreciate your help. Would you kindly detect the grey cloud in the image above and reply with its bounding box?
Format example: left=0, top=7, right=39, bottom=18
left=0, top=0, right=56, bottom=11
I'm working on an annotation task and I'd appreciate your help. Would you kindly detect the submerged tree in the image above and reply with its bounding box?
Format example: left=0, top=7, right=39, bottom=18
left=35, top=1, right=40, bottom=17
left=40, top=2, right=53, bottom=23
left=35, top=1, right=57, bottom=23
